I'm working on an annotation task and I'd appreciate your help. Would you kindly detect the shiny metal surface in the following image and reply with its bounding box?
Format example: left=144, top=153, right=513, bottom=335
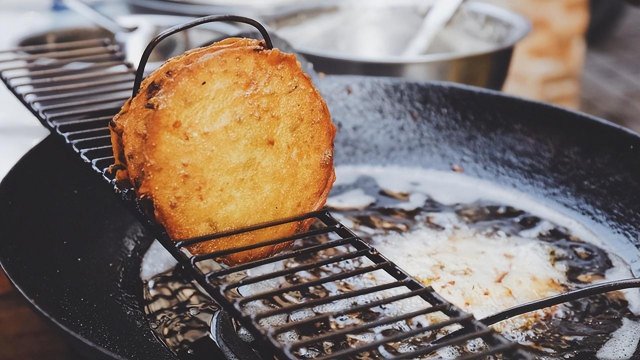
left=271, top=1, right=530, bottom=89
left=403, top=0, right=466, bottom=56
left=126, top=0, right=335, bottom=20
left=63, top=0, right=138, bottom=34
left=68, top=0, right=527, bottom=89
left=17, top=15, right=233, bottom=70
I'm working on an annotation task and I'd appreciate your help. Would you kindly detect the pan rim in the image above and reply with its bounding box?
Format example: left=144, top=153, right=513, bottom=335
left=0, top=136, right=128, bottom=360
left=357, top=75, right=640, bottom=139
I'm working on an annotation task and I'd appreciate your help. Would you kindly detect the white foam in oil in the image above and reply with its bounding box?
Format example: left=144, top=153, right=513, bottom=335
left=330, top=165, right=640, bottom=355
left=326, top=188, right=376, bottom=210
left=140, top=239, right=177, bottom=281
left=139, top=164, right=640, bottom=358
left=334, top=165, right=604, bottom=247
left=597, top=318, right=640, bottom=360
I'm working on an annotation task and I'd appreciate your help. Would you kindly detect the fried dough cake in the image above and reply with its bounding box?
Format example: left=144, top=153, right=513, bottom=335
left=110, top=38, right=336, bottom=264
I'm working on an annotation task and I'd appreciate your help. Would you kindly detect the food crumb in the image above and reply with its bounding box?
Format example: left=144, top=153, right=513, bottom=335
left=495, top=271, right=508, bottom=283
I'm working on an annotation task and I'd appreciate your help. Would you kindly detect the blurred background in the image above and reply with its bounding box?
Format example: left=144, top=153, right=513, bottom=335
left=496, top=0, right=639, bottom=130
left=0, top=0, right=639, bottom=359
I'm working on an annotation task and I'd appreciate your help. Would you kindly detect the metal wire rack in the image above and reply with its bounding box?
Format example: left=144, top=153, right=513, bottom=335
left=0, top=15, right=532, bottom=360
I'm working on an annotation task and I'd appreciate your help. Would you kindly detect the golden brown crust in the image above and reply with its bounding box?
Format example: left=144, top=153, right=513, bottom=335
left=110, top=38, right=251, bottom=185
left=110, top=38, right=335, bottom=264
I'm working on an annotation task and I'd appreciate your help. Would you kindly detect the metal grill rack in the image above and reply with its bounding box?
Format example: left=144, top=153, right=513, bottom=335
left=0, top=15, right=528, bottom=360
left=0, top=36, right=131, bottom=178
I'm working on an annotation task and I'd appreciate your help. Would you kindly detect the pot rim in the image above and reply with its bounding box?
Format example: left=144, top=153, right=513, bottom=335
left=275, top=1, right=531, bottom=65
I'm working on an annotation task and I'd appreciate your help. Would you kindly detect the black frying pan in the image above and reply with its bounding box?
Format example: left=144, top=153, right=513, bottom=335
left=2, top=76, right=640, bottom=359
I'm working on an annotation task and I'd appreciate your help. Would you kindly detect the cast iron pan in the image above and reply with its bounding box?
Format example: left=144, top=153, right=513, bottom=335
left=2, top=76, right=640, bottom=359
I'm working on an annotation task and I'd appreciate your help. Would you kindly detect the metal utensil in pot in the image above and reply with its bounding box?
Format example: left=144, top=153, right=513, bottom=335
left=62, top=0, right=242, bottom=69
left=269, top=1, right=530, bottom=90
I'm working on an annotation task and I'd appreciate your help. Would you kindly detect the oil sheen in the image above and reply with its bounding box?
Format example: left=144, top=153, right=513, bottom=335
left=141, top=165, right=640, bottom=359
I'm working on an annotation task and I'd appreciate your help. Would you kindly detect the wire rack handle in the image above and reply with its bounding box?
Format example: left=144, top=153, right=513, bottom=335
left=132, top=15, right=273, bottom=97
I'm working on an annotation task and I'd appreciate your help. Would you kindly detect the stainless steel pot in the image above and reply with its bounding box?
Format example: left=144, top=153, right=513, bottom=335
left=269, top=1, right=530, bottom=89
left=66, top=0, right=529, bottom=90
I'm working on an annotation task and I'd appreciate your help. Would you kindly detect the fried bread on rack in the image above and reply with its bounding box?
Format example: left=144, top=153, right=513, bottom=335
left=110, top=38, right=336, bottom=264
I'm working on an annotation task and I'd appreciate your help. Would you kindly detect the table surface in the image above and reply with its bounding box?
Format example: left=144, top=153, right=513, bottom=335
left=581, top=5, right=640, bottom=132
left=1, top=3, right=639, bottom=360
left=0, top=272, right=73, bottom=359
